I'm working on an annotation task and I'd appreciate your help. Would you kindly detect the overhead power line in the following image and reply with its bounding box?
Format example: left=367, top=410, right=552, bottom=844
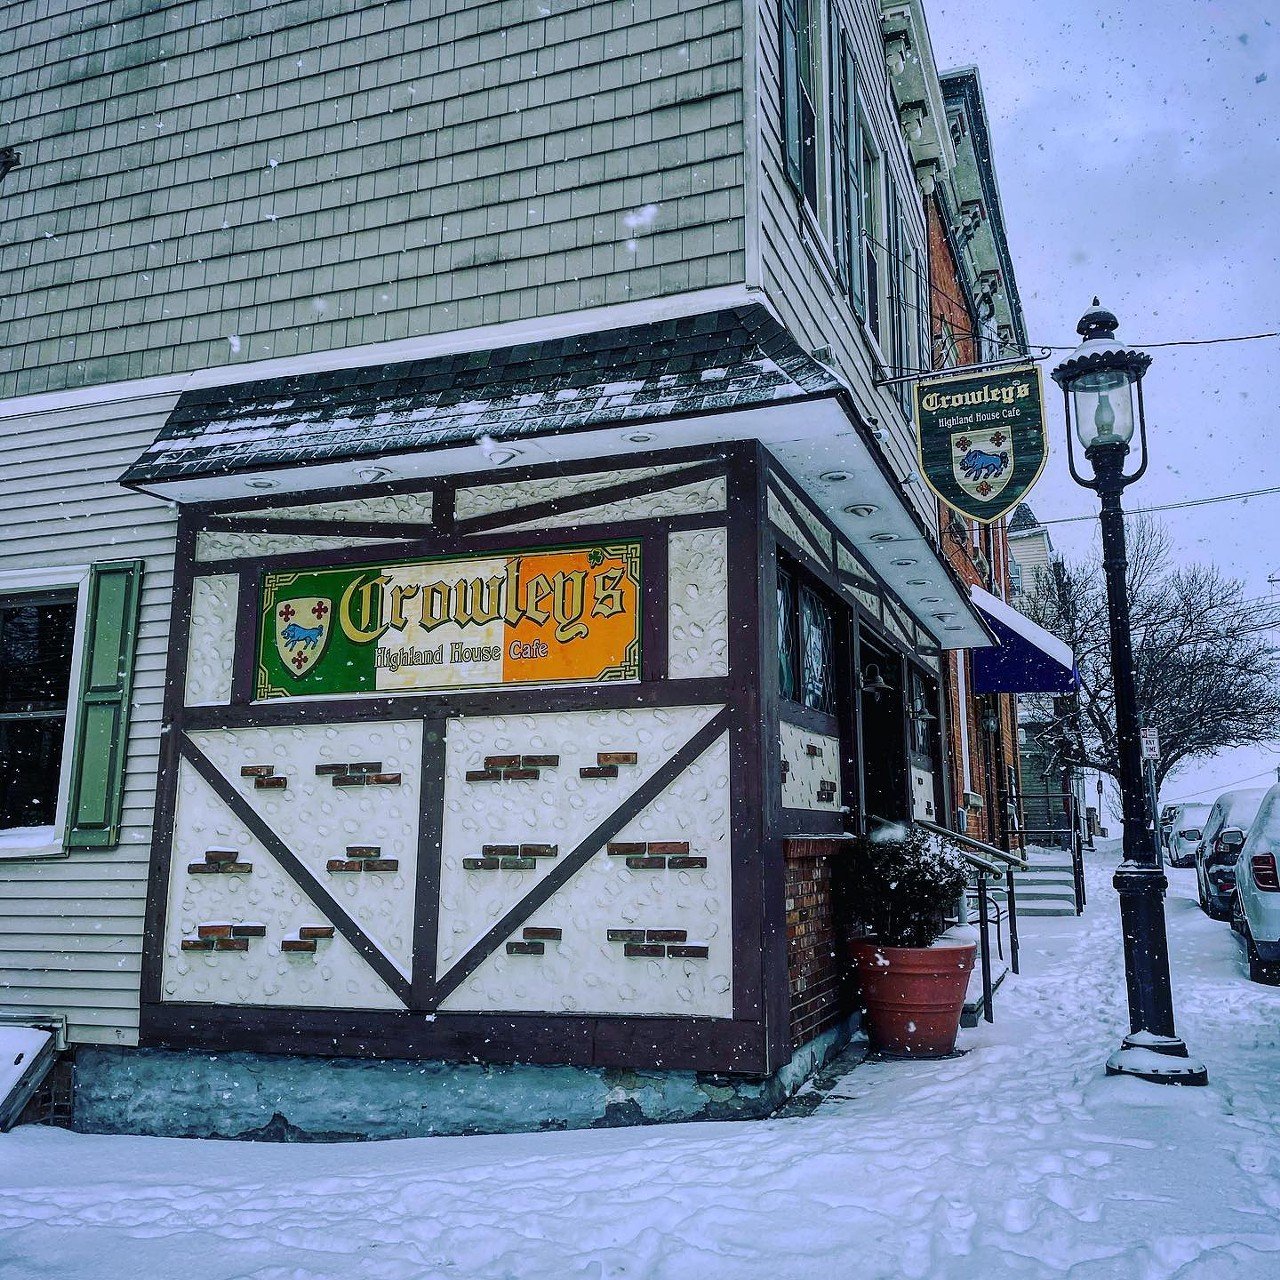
left=1036, top=483, right=1280, bottom=527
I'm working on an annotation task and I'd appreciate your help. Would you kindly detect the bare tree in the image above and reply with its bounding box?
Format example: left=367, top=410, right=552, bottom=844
left=1020, top=517, right=1280, bottom=789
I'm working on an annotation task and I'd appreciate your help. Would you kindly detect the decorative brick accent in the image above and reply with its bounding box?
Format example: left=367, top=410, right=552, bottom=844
left=784, top=838, right=851, bottom=1049
left=500, top=767, right=540, bottom=781
left=667, top=944, right=709, bottom=959
left=625, top=855, right=666, bottom=870
left=180, top=938, right=215, bottom=951
left=330, top=766, right=401, bottom=787
left=606, top=841, right=647, bottom=855
left=579, top=764, right=618, bottom=779
left=520, top=843, right=558, bottom=858
left=606, top=928, right=646, bottom=943
left=506, top=940, right=545, bottom=956
left=521, top=926, right=561, bottom=941
left=484, top=754, right=521, bottom=768
left=281, top=938, right=317, bottom=953
left=520, top=754, right=560, bottom=768
left=623, top=942, right=664, bottom=958
left=239, top=764, right=275, bottom=778
left=346, top=845, right=380, bottom=858
left=469, top=758, right=550, bottom=781
left=299, top=925, right=335, bottom=940
left=667, top=856, right=709, bottom=870
left=647, top=841, right=690, bottom=855
left=254, top=775, right=288, bottom=790
left=214, top=937, right=249, bottom=952
left=805, top=743, right=823, bottom=758
left=231, top=924, right=266, bottom=938
left=466, top=768, right=502, bottom=782
left=499, top=856, right=537, bottom=870
left=481, top=844, right=520, bottom=857
left=188, top=849, right=253, bottom=874
left=326, top=857, right=399, bottom=873
left=645, top=928, right=687, bottom=943
left=597, top=751, right=637, bottom=766
left=463, top=856, right=501, bottom=871
left=196, top=923, right=232, bottom=939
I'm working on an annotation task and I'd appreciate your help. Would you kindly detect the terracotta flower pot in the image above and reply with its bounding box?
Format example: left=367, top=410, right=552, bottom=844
left=848, top=937, right=977, bottom=1057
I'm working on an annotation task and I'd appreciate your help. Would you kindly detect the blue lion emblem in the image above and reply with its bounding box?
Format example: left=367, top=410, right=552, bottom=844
left=959, top=448, right=1009, bottom=483
left=281, top=621, right=324, bottom=649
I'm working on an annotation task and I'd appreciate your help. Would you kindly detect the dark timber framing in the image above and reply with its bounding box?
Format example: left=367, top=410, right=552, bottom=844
left=139, top=438, right=946, bottom=1075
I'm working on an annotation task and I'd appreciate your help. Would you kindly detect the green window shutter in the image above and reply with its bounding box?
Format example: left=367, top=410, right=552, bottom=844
left=780, top=0, right=804, bottom=191
left=65, top=560, right=144, bottom=850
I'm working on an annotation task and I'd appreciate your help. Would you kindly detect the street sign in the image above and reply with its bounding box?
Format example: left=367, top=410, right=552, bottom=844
left=1140, top=727, right=1160, bottom=761
left=914, top=363, right=1049, bottom=523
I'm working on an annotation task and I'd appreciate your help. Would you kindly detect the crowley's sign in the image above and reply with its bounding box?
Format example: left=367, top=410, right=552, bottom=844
left=256, top=542, right=641, bottom=699
left=914, top=364, right=1048, bottom=523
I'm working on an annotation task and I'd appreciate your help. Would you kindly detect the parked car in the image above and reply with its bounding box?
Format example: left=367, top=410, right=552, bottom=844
left=1166, top=802, right=1211, bottom=868
left=1159, top=803, right=1180, bottom=854
left=1231, top=783, right=1280, bottom=983
left=1195, top=788, right=1267, bottom=919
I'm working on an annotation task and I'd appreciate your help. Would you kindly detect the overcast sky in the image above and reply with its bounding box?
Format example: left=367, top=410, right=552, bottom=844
left=930, top=0, right=1280, bottom=804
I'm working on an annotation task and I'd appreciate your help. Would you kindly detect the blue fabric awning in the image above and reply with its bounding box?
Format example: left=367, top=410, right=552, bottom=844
left=969, top=586, right=1078, bottom=694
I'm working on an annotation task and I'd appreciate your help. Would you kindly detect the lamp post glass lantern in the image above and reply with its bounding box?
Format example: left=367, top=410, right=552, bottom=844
left=1051, top=301, right=1207, bottom=1086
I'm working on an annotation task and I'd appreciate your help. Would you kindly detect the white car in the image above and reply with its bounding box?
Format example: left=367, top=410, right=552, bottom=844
left=1166, top=802, right=1211, bottom=868
left=1231, top=783, right=1280, bottom=984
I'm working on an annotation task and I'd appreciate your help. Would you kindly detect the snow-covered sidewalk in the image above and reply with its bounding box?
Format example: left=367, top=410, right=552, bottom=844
left=2, top=846, right=1279, bottom=1279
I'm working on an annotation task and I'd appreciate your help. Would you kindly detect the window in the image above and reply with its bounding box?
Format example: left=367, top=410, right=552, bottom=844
left=0, top=562, right=142, bottom=859
left=777, top=561, right=837, bottom=716
left=781, top=0, right=826, bottom=218
left=0, top=592, right=77, bottom=831
left=859, top=132, right=881, bottom=342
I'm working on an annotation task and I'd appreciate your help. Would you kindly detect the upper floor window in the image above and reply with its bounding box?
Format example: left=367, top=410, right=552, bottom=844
left=777, top=561, right=837, bottom=716
left=781, top=0, right=826, bottom=218
left=0, top=591, right=77, bottom=831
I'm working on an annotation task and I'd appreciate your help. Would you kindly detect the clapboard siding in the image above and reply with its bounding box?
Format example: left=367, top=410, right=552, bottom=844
left=1, top=0, right=747, bottom=398
left=0, top=395, right=178, bottom=1046
left=751, top=0, right=933, bottom=527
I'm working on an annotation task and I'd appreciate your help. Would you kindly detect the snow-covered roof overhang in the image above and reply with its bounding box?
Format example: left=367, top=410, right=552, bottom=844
left=120, top=306, right=990, bottom=651
left=970, top=585, right=1076, bottom=693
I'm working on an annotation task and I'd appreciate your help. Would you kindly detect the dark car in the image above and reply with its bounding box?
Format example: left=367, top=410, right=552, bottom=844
left=1195, top=787, right=1268, bottom=919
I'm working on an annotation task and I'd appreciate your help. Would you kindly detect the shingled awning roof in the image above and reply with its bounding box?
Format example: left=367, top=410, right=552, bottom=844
left=121, top=305, right=840, bottom=486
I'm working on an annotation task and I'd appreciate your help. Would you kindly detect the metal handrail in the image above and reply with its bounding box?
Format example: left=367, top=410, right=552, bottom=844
left=916, top=818, right=1028, bottom=870
left=958, top=849, right=1005, bottom=878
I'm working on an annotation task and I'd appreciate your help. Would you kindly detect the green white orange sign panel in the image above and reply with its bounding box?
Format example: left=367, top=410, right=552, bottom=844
left=256, top=542, right=641, bottom=700
left=914, top=364, right=1049, bottom=524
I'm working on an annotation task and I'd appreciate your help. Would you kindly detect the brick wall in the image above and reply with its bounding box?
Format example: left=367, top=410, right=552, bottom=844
left=784, top=838, right=849, bottom=1048
left=926, top=195, right=1021, bottom=846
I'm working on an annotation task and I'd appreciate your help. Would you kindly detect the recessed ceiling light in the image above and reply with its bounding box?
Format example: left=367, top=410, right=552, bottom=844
left=906, top=579, right=930, bottom=587
left=627, top=432, right=653, bottom=443
left=245, top=477, right=277, bottom=490
left=933, top=612, right=957, bottom=621
left=869, top=532, right=899, bottom=543
left=357, top=466, right=391, bottom=483
left=944, top=625, right=966, bottom=632
left=487, top=448, right=519, bottom=465
left=821, top=470, right=854, bottom=483
left=844, top=503, right=878, bottom=517
left=921, top=596, right=942, bottom=603
left=891, top=557, right=917, bottom=567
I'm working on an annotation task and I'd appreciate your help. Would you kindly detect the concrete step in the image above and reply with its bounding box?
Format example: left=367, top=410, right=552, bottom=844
left=1015, top=901, right=1079, bottom=917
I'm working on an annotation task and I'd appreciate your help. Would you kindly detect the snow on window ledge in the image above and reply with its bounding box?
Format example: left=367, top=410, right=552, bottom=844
left=0, top=825, right=66, bottom=861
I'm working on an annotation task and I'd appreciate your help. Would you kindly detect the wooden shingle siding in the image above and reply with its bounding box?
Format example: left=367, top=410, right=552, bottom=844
left=1, top=0, right=747, bottom=398
left=0, top=396, right=178, bottom=1046
left=751, top=0, right=933, bottom=526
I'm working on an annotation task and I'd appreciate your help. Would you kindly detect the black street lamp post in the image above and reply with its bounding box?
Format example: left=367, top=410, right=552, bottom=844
left=1051, top=301, right=1207, bottom=1085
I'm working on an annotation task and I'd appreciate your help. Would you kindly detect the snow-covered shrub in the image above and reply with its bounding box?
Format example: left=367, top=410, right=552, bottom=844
left=846, top=825, right=969, bottom=948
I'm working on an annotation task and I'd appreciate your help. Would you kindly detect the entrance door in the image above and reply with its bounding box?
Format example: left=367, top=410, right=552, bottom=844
left=858, top=633, right=908, bottom=826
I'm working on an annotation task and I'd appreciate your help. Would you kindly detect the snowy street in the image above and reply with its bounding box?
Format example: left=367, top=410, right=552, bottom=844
left=2, top=845, right=1279, bottom=1279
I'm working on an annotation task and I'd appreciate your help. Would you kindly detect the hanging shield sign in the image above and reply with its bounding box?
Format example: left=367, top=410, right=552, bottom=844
left=915, top=364, right=1049, bottom=523
left=274, top=597, right=333, bottom=677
